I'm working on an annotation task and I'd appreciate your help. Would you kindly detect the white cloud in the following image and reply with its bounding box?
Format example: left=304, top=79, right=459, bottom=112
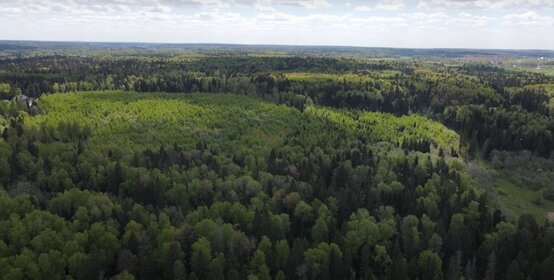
left=503, top=11, right=554, bottom=29
left=411, top=11, right=449, bottom=23
left=418, top=0, right=492, bottom=9
left=492, top=0, right=554, bottom=8
left=293, top=0, right=332, bottom=8
left=356, top=1, right=406, bottom=12
left=0, top=0, right=331, bottom=16
left=451, top=12, right=492, bottom=26
left=238, top=0, right=331, bottom=8
left=418, top=0, right=554, bottom=9
left=0, top=6, right=23, bottom=13
left=0, top=0, right=553, bottom=49
left=375, top=0, right=406, bottom=11
left=409, top=11, right=491, bottom=28
left=355, top=5, right=373, bottom=12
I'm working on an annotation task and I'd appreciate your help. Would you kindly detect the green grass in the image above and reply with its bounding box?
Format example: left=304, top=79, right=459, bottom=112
left=494, top=178, right=554, bottom=223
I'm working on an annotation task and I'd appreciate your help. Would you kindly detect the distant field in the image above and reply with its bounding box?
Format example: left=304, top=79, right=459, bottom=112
left=516, top=68, right=554, bottom=77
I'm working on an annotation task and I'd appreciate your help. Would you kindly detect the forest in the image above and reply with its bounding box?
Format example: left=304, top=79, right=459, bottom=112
left=0, top=43, right=553, bottom=280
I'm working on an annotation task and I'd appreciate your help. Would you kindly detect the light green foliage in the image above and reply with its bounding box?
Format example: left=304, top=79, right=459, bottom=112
left=113, top=271, right=136, bottom=280
left=29, top=92, right=460, bottom=158
left=418, top=250, right=443, bottom=280
left=30, top=92, right=303, bottom=153
left=311, top=217, right=329, bottom=244
left=304, top=242, right=342, bottom=276
left=306, top=106, right=460, bottom=152
left=284, top=72, right=399, bottom=85
left=0, top=83, right=10, bottom=98
left=344, top=209, right=396, bottom=255
left=191, top=237, right=212, bottom=277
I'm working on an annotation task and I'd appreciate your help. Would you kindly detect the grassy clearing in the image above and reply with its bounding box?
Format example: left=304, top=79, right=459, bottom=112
left=494, top=178, right=554, bottom=223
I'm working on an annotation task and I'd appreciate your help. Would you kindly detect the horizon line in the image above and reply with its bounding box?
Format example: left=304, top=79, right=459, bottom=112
left=2, top=39, right=554, bottom=53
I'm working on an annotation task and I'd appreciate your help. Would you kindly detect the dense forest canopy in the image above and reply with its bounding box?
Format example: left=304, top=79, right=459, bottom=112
left=0, top=42, right=554, bottom=280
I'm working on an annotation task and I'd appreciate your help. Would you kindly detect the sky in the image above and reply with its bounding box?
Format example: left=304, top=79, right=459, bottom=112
left=0, top=0, right=553, bottom=49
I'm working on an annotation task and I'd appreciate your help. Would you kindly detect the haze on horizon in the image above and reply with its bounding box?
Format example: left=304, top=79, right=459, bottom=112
left=1, top=0, right=553, bottom=50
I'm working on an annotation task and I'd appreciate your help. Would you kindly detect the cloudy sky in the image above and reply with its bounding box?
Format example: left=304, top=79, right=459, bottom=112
left=0, top=0, right=553, bottom=49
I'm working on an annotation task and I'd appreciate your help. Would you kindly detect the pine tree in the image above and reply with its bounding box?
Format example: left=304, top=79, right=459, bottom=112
left=484, top=252, right=496, bottom=280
